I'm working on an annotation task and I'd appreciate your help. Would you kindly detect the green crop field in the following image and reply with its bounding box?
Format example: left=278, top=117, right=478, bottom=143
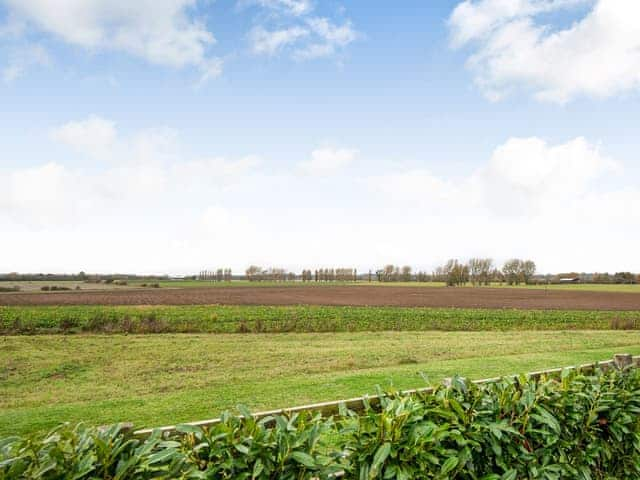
left=2, top=330, right=640, bottom=437
left=3, top=304, right=640, bottom=334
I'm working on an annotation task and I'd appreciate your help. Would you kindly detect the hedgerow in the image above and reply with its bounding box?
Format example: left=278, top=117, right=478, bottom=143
left=2, top=367, right=640, bottom=479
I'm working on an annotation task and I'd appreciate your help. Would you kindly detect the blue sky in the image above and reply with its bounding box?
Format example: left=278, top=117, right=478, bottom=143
left=1, top=0, right=640, bottom=274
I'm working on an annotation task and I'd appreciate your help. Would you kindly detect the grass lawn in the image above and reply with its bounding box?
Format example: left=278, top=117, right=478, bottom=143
left=2, top=330, right=639, bottom=437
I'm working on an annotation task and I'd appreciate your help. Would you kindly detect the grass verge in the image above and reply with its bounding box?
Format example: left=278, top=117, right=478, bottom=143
left=2, top=330, right=640, bottom=436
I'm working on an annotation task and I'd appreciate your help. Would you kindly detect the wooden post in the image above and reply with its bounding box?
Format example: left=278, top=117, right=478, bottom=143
left=614, top=354, right=633, bottom=370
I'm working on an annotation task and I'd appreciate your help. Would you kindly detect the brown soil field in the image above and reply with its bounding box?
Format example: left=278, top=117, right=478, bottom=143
left=2, top=286, right=640, bottom=310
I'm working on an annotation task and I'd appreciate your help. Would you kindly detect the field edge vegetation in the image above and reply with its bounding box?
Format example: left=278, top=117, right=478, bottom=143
left=2, top=304, right=640, bottom=334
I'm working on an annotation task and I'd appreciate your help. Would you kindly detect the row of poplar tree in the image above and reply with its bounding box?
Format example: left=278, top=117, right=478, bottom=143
left=199, top=259, right=537, bottom=285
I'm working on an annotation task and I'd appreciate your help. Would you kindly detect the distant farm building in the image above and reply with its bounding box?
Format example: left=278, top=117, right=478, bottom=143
left=559, top=277, right=580, bottom=283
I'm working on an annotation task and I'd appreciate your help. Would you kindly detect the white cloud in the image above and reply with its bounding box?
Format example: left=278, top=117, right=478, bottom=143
left=0, top=15, right=26, bottom=38
left=50, top=115, right=117, bottom=158
left=249, top=26, right=309, bottom=55
left=449, top=0, right=640, bottom=102
left=307, top=17, right=357, bottom=47
left=0, top=162, right=82, bottom=225
left=357, top=136, right=640, bottom=271
left=245, top=0, right=358, bottom=61
left=364, top=136, right=619, bottom=215
left=4, top=127, right=640, bottom=274
left=298, top=147, right=358, bottom=175
left=362, top=170, right=461, bottom=206
left=130, top=127, right=180, bottom=165
left=2, top=43, right=50, bottom=83
left=196, top=57, right=224, bottom=85
left=171, top=156, right=262, bottom=190
left=475, top=136, right=619, bottom=215
left=0, top=120, right=266, bottom=232
left=292, top=43, right=333, bottom=60
left=292, top=18, right=357, bottom=60
left=245, top=0, right=313, bottom=16
left=448, top=0, right=587, bottom=47
left=3, top=0, right=220, bottom=78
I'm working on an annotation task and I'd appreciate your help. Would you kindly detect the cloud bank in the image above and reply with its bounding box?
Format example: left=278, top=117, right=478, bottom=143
left=1, top=116, right=638, bottom=274
left=449, top=0, right=640, bottom=102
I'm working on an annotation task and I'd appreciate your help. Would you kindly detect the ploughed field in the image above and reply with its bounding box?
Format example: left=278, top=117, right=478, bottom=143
left=2, top=285, right=640, bottom=310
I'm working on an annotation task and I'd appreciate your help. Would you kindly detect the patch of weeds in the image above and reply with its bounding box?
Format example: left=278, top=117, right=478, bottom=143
left=138, top=313, right=168, bottom=333
left=610, top=317, right=637, bottom=330
left=38, top=362, right=87, bottom=380
left=399, top=357, right=419, bottom=365
left=59, top=318, right=79, bottom=334
left=0, top=364, right=18, bottom=381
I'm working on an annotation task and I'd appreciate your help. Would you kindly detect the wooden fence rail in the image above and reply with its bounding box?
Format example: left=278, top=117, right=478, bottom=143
left=131, top=353, right=638, bottom=438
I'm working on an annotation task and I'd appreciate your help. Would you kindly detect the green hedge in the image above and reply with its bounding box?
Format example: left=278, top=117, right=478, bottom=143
left=2, top=366, right=640, bottom=479
left=2, top=305, right=640, bottom=334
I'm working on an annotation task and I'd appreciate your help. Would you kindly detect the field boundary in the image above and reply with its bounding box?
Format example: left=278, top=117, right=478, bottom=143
left=132, top=353, right=638, bottom=438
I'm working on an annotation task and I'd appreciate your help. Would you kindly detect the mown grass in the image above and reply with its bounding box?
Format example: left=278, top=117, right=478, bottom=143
left=2, top=331, right=640, bottom=437
left=2, top=304, right=640, bottom=334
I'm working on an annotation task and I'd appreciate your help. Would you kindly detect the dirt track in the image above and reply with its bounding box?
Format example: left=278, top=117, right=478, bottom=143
left=2, top=286, right=640, bottom=310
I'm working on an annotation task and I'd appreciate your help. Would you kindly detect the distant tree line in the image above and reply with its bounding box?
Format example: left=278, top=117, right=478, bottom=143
left=430, top=258, right=536, bottom=287
left=0, top=272, right=171, bottom=282
left=375, top=265, right=415, bottom=282
left=247, top=266, right=357, bottom=282
left=501, top=259, right=537, bottom=285
left=5, top=263, right=640, bottom=285
left=245, top=266, right=296, bottom=282
left=198, top=269, right=232, bottom=282
left=301, top=269, right=358, bottom=282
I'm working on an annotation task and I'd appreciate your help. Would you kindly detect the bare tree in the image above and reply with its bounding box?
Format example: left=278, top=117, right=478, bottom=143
left=502, top=259, right=521, bottom=285
left=468, top=258, right=494, bottom=286
left=521, top=260, right=536, bottom=284
left=246, top=265, right=262, bottom=281
left=401, top=265, right=412, bottom=282
left=491, top=268, right=504, bottom=285
left=443, top=259, right=469, bottom=286
left=468, top=258, right=482, bottom=286
left=432, top=266, right=446, bottom=283
left=502, top=259, right=536, bottom=285
left=416, top=271, right=431, bottom=282
left=382, top=264, right=395, bottom=282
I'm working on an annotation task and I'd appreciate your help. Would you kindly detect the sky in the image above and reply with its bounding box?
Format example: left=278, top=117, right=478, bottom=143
left=1, top=0, right=640, bottom=275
